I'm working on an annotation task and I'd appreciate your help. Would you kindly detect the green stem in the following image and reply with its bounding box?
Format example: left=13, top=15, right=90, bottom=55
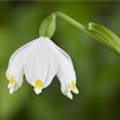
left=54, top=12, right=110, bottom=45
left=54, top=11, right=120, bottom=55
left=54, top=11, right=87, bottom=33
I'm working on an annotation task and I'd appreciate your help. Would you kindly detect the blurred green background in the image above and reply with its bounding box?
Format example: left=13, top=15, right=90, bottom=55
left=0, top=1, right=120, bottom=120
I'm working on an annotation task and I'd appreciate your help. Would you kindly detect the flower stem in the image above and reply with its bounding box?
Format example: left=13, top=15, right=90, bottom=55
left=54, top=11, right=120, bottom=56
left=54, top=11, right=110, bottom=45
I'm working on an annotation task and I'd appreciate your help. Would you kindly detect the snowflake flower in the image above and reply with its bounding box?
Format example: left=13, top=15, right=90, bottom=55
left=6, top=37, right=79, bottom=99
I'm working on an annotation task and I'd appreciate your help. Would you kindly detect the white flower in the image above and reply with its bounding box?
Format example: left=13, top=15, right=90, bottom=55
left=6, top=37, right=79, bottom=99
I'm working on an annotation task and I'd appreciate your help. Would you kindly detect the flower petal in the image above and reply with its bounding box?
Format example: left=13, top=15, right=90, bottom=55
left=6, top=47, right=26, bottom=93
left=56, top=45, right=79, bottom=99
left=24, top=37, right=58, bottom=94
left=6, top=38, right=39, bottom=93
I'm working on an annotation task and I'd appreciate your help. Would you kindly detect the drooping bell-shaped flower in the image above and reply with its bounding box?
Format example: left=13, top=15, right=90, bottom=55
left=6, top=37, right=79, bottom=99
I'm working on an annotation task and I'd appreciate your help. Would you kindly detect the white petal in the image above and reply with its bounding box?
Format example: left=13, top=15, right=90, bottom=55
left=72, top=87, right=79, bottom=94
left=6, top=49, right=24, bottom=93
left=34, top=87, right=42, bottom=94
left=9, top=88, right=14, bottom=94
left=6, top=38, right=39, bottom=93
left=9, top=84, right=19, bottom=94
left=55, top=44, right=78, bottom=98
left=66, top=90, right=73, bottom=100
left=8, top=82, right=14, bottom=89
left=6, top=49, right=24, bottom=85
left=24, top=37, right=58, bottom=91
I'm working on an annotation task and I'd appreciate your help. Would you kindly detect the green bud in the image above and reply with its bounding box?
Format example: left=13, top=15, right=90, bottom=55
left=88, top=22, right=120, bottom=55
left=39, top=14, right=56, bottom=38
left=89, top=23, right=120, bottom=44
